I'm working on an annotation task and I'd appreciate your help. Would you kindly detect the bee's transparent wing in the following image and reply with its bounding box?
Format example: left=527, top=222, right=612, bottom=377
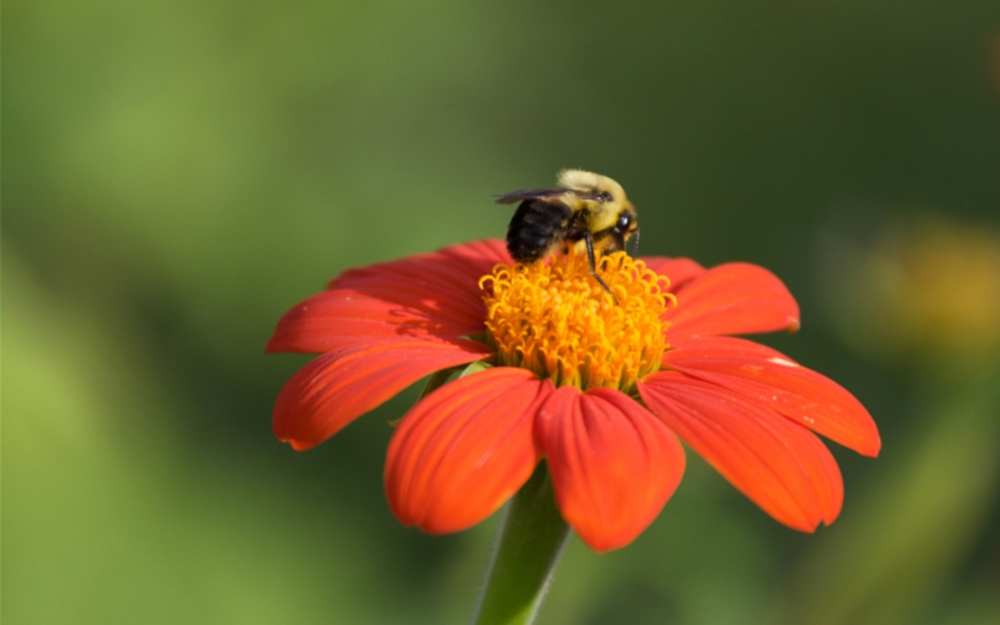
left=494, top=188, right=566, bottom=205
left=494, top=188, right=604, bottom=205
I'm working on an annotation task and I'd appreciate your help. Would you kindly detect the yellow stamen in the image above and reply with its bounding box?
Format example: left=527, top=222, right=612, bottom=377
left=479, top=250, right=674, bottom=393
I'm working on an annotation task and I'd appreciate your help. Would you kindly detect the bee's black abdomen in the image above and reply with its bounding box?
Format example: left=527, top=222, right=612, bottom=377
left=506, top=199, right=571, bottom=263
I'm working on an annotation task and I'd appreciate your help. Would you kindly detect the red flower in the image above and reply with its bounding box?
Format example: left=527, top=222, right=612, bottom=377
left=267, top=239, right=879, bottom=552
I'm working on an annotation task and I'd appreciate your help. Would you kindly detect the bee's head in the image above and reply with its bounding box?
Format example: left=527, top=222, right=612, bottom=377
left=558, top=169, right=638, bottom=236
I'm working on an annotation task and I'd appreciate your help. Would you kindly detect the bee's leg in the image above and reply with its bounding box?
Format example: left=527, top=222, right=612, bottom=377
left=630, top=228, right=640, bottom=258
left=612, top=229, right=626, bottom=254
left=584, top=231, right=616, bottom=300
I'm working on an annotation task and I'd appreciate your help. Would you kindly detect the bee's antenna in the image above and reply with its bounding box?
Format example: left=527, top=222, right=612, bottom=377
left=630, top=228, right=640, bottom=258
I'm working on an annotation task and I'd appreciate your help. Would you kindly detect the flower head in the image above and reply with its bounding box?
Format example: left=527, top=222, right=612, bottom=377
left=481, top=250, right=669, bottom=391
left=267, top=239, right=880, bottom=552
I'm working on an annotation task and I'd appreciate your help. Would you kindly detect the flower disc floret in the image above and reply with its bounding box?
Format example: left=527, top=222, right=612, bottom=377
left=480, top=251, right=673, bottom=392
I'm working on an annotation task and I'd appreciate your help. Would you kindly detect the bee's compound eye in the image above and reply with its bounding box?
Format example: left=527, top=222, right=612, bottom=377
left=617, top=213, right=632, bottom=229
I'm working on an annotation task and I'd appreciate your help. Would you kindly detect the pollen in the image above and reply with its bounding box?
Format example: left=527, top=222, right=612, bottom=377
left=479, top=250, right=673, bottom=393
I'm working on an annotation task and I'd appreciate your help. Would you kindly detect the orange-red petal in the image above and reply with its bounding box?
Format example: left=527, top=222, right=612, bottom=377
left=384, top=367, right=550, bottom=534
left=265, top=289, right=479, bottom=353
left=663, top=337, right=880, bottom=457
left=266, top=239, right=511, bottom=354
left=639, top=372, right=843, bottom=532
left=534, top=386, right=686, bottom=552
left=273, top=338, right=491, bottom=451
left=663, top=262, right=800, bottom=339
left=641, top=256, right=706, bottom=293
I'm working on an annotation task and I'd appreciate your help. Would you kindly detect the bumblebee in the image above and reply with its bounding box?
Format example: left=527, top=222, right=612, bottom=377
left=496, top=169, right=639, bottom=294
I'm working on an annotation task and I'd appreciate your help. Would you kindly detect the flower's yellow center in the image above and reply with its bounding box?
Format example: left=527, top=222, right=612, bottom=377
left=479, top=250, right=673, bottom=393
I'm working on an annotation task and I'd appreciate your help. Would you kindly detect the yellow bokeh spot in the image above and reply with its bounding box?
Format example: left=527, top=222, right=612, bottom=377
left=869, top=220, right=1000, bottom=356
left=479, top=250, right=673, bottom=393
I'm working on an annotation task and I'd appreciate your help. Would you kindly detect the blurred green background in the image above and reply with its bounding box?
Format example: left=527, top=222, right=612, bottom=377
left=4, top=1, right=1000, bottom=623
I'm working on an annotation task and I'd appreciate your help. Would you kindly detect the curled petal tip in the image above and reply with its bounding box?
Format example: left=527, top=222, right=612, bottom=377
left=861, top=432, right=882, bottom=458
left=285, top=438, right=315, bottom=452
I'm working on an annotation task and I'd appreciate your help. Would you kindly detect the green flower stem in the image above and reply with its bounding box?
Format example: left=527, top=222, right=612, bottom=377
left=471, top=463, right=571, bottom=625
left=420, top=362, right=492, bottom=401
left=420, top=366, right=462, bottom=399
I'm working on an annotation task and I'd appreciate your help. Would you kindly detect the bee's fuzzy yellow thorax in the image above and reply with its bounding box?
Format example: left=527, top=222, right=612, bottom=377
left=479, top=250, right=672, bottom=393
left=557, top=169, right=628, bottom=202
